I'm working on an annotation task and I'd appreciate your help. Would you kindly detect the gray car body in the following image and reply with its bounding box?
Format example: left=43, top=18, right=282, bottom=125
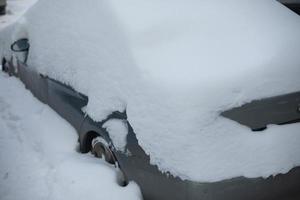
left=2, top=49, right=300, bottom=199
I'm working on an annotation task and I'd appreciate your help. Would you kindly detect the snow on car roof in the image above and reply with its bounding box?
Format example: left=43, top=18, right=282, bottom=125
left=3, top=0, right=300, bottom=182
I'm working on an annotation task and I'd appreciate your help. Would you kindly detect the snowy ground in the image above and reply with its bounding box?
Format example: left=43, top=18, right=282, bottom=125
left=0, top=73, right=142, bottom=199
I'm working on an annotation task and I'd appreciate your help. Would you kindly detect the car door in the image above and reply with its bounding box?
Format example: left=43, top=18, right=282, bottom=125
left=47, top=78, right=88, bottom=131
left=17, top=62, right=48, bottom=104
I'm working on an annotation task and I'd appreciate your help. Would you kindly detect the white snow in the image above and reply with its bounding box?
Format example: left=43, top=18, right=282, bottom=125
left=1, top=0, right=300, bottom=182
left=0, top=72, right=142, bottom=200
left=0, top=0, right=37, bottom=30
left=0, top=0, right=37, bottom=60
left=103, top=119, right=129, bottom=152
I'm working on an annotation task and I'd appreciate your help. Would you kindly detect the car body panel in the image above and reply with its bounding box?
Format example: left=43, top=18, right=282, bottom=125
left=47, top=78, right=88, bottom=131
left=18, top=62, right=48, bottom=104
left=187, top=168, right=300, bottom=200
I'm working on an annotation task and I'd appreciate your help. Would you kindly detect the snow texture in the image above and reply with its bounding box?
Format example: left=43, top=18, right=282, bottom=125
left=103, top=119, right=129, bottom=151
left=0, top=0, right=37, bottom=30
left=1, top=0, right=300, bottom=182
left=0, top=72, right=142, bottom=200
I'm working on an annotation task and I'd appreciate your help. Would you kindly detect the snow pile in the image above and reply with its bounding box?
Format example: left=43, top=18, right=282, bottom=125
left=2, top=0, right=300, bottom=182
left=103, top=119, right=129, bottom=152
left=0, top=72, right=142, bottom=200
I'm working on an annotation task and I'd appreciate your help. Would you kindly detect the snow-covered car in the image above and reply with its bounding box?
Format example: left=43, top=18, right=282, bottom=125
left=1, top=0, right=300, bottom=199
left=3, top=37, right=300, bottom=200
left=0, top=0, right=6, bottom=15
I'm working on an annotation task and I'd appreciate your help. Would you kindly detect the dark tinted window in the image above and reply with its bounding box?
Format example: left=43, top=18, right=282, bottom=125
left=278, top=0, right=300, bottom=15
left=221, top=92, right=300, bottom=131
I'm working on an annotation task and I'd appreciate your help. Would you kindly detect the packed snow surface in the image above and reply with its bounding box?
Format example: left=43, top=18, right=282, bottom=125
left=0, top=72, right=142, bottom=200
left=1, top=0, right=300, bottom=182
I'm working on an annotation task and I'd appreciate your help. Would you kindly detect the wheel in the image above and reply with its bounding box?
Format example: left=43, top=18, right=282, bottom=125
left=91, top=136, right=116, bottom=164
left=91, top=136, right=128, bottom=186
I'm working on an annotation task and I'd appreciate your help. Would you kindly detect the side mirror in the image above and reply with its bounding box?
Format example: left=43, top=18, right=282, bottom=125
left=11, top=38, right=30, bottom=52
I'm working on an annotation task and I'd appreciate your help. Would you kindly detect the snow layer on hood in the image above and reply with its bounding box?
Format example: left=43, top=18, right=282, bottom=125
left=3, top=0, right=300, bottom=182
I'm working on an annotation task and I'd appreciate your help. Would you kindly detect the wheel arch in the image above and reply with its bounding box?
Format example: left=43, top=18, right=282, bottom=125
left=80, top=130, right=100, bottom=153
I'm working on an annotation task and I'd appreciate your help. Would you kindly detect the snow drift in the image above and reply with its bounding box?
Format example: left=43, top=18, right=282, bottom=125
left=1, top=0, right=300, bottom=182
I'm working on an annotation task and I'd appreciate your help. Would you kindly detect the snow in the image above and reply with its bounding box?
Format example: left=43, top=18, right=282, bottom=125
left=1, top=0, right=300, bottom=182
left=0, top=0, right=37, bottom=30
left=0, top=0, right=37, bottom=60
left=103, top=119, right=129, bottom=152
left=0, top=72, right=142, bottom=200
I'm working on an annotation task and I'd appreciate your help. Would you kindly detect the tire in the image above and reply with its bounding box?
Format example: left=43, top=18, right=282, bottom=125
left=91, top=136, right=128, bottom=186
left=91, top=136, right=116, bottom=164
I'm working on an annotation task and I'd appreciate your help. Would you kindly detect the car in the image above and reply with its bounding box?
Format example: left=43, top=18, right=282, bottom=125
left=1, top=33, right=300, bottom=199
left=0, top=0, right=6, bottom=15
left=2, top=0, right=300, bottom=199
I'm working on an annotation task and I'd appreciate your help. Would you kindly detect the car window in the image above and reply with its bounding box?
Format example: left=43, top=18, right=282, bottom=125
left=221, top=92, right=300, bottom=131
